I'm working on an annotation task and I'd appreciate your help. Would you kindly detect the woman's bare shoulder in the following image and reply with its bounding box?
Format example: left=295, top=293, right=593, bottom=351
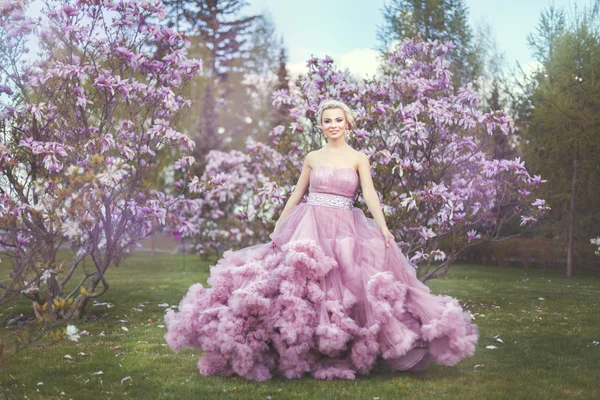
left=306, top=149, right=326, bottom=165
left=349, top=148, right=368, bottom=164
left=304, top=150, right=319, bottom=167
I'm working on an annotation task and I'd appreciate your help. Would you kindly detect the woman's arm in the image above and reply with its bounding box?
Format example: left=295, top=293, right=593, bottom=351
left=274, top=153, right=313, bottom=228
left=357, top=153, right=395, bottom=247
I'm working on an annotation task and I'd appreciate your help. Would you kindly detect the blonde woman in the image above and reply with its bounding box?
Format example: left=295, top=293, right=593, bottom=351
left=165, top=99, right=478, bottom=381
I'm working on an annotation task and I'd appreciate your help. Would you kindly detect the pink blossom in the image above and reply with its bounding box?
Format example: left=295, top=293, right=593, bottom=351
left=466, top=230, right=481, bottom=243
left=173, top=156, right=195, bottom=171
left=520, top=216, right=537, bottom=226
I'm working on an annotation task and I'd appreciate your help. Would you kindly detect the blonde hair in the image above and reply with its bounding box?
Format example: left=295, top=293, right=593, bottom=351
left=317, top=99, right=356, bottom=130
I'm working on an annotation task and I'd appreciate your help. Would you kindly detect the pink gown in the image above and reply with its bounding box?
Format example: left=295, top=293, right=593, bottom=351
left=164, top=166, right=478, bottom=381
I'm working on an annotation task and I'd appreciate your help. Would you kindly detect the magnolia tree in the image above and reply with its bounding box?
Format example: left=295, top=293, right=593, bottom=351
left=187, top=143, right=289, bottom=256
left=189, top=38, right=549, bottom=281
left=182, top=148, right=277, bottom=256
left=0, top=0, right=204, bottom=332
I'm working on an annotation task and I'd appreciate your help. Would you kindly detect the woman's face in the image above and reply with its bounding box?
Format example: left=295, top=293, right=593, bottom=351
left=320, top=108, right=348, bottom=140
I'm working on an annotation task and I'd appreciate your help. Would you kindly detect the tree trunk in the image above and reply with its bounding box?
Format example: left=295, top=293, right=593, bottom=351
left=567, top=158, right=578, bottom=277
left=63, top=272, right=106, bottom=319
left=151, top=233, right=156, bottom=257
left=67, top=295, right=91, bottom=319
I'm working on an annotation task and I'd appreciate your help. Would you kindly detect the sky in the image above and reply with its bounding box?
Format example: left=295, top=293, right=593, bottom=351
left=245, top=0, right=582, bottom=77
left=24, top=0, right=584, bottom=77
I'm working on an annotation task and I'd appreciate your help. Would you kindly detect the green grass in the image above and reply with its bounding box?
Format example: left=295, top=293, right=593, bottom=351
left=1, top=253, right=599, bottom=400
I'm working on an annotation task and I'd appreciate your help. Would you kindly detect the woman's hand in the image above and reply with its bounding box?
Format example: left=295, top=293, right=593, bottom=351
left=381, top=227, right=395, bottom=247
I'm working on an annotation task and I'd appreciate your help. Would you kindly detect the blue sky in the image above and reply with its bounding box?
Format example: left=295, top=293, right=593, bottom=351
left=246, top=0, right=581, bottom=77
left=25, top=0, right=582, bottom=76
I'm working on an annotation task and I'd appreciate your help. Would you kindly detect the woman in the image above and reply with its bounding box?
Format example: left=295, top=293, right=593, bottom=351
left=164, top=99, right=478, bottom=381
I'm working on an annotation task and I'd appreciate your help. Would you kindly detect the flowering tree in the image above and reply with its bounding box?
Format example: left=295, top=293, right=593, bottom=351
left=186, top=143, right=288, bottom=256
left=0, top=0, right=203, bottom=332
left=190, top=38, right=549, bottom=281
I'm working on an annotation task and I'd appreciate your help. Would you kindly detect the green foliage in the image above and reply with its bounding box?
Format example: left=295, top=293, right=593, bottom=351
left=521, top=2, right=600, bottom=271
left=526, top=5, right=566, bottom=66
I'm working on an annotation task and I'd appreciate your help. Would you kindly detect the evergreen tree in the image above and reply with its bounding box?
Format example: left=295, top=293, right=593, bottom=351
left=526, top=5, right=566, bottom=68
left=488, top=79, right=513, bottom=160
left=246, top=13, right=280, bottom=77
left=472, top=20, right=507, bottom=104
left=522, top=3, right=600, bottom=276
left=509, top=5, right=566, bottom=130
left=225, top=13, right=282, bottom=148
left=194, top=80, right=219, bottom=173
left=162, top=0, right=259, bottom=167
left=271, top=45, right=291, bottom=131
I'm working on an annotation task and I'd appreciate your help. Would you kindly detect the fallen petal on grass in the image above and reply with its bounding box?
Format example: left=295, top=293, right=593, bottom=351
left=121, top=376, right=133, bottom=383
left=486, top=345, right=498, bottom=350
left=92, top=301, right=114, bottom=308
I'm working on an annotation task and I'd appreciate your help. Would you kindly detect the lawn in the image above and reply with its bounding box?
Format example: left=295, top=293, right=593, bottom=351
left=1, top=252, right=599, bottom=400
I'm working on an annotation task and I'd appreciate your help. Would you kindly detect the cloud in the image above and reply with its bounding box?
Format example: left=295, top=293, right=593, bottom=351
left=518, top=60, right=542, bottom=76
left=287, top=48, right=381, bottom=80
left=288, top=60, right=310, bottom=78
left=337, top=48, right=381, bottom=78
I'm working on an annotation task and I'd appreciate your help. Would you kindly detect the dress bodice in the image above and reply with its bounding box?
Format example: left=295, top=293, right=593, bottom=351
left=309, top=166, right=359, bottom=199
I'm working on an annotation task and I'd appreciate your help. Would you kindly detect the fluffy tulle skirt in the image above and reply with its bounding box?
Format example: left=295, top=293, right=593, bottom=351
left=164, top=203, right=478, bottom=381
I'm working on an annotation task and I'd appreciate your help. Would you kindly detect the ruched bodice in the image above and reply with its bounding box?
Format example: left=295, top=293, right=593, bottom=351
left=309, top=166, right=359, bottom=199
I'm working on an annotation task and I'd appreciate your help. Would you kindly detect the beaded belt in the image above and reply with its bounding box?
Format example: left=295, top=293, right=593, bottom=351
left=306, top=192, right=354, bottom=210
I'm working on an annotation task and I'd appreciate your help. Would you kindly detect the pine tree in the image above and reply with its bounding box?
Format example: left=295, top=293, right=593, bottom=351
left=194, top=81, right=219, bottom=173
left=224, top=13, right=281, bottom=148
left=526, top=5, right=566, bottom=68
left=488, top=79, right=513, bottom=160
left=162, top=0, right=259, bottom=167
left=271, top=45, right=291, bottom=131
left=522, top=4, right=600, bottom=276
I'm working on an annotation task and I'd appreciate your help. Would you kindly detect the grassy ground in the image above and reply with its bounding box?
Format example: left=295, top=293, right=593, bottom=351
left=1, top=252, right=599, bottom=400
